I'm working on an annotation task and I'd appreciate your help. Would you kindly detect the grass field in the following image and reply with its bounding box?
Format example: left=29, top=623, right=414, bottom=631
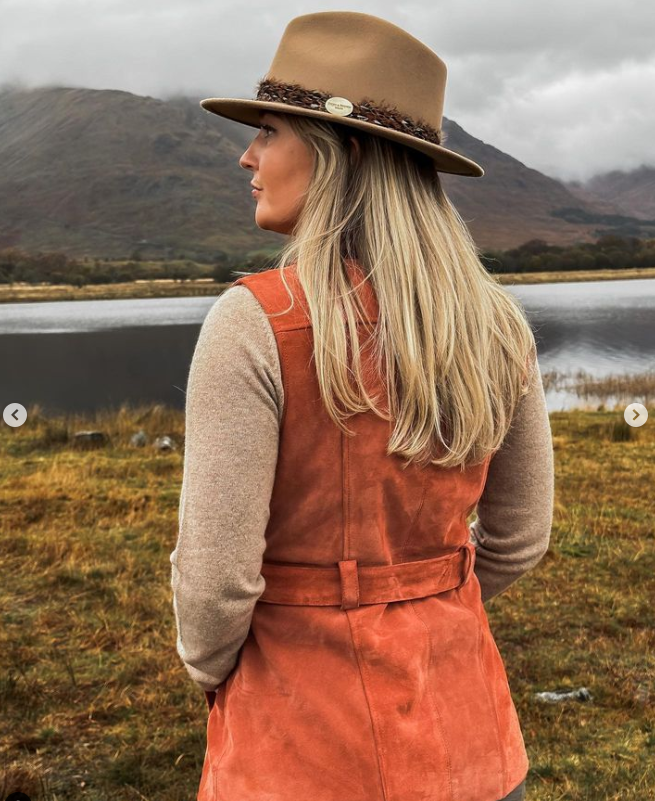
left=1, top=403, right=654, bottom=800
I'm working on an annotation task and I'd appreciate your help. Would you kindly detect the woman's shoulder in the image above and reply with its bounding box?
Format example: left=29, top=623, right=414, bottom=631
left=199, top=284, right=284, bottom=420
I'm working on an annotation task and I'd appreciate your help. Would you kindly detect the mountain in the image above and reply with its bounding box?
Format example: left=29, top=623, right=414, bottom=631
left=0, top=85, right=653, bottom=260
left=439, top=122, right=655, bottom=246
left=564, top=166, right=655, bottom=221
left=0, top=85, right=286, bottom=260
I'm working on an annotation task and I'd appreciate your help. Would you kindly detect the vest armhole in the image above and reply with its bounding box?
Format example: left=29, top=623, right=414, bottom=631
left=230, top=283, right=286, bottom=430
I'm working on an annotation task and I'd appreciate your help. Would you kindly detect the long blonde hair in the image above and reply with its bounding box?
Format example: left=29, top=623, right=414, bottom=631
left=261, top=111, right=538, bottom=470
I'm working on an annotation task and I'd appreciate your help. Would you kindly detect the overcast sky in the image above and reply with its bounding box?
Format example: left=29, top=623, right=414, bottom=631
left=1, top=0, right=653, bottom=183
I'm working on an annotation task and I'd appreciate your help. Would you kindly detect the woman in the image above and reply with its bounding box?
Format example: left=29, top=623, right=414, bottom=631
left=171, top=11, right=554, bottom=801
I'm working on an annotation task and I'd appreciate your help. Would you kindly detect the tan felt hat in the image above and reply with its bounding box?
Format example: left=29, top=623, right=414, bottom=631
left=200, top=11, right=484, bottom=178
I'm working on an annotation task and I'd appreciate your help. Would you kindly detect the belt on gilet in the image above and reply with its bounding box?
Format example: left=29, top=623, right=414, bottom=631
left=203, top=544, right=477, bottom=710
left=257, top=542, right=477, bottom=611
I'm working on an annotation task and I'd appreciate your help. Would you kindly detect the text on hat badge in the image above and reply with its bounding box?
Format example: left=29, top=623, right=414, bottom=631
left=325, top=97, right=354, bottom=117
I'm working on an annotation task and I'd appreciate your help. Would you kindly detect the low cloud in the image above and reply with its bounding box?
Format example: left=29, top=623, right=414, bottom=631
left=1, top=0, right=652, bottom=181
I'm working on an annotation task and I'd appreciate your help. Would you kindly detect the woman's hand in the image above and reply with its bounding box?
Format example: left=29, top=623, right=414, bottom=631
left=204, top=689, right=217, bottom=713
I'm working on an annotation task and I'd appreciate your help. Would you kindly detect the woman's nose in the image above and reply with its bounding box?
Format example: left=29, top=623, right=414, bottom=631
left=239, top=143, right=257, bottom=171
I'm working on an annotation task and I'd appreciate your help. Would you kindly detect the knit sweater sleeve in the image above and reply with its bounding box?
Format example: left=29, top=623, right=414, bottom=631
left=170, top=284, right=284, bottom=693
left=468, top=355, right=555, bottom=604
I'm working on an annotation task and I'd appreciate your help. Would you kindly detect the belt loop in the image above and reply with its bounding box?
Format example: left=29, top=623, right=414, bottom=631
left=462, top=542, right=476, bottom=585
left=338, top=559, right=360, bottom=610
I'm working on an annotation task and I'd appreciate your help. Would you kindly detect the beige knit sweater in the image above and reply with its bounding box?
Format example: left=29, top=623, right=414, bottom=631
left=170, top=285, right=555, bottom=693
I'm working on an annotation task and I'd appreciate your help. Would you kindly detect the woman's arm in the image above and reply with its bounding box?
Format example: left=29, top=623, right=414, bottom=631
left=170, top=284, right=283, bottom=693
left=469, top=356, right=555, bottom=603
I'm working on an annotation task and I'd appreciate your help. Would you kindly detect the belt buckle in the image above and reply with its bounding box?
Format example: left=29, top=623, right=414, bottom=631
left=338, top=559, right=360, bottom=610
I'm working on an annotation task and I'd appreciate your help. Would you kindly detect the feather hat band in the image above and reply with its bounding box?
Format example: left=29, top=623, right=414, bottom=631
left=200, top=11, right=484, bottom=178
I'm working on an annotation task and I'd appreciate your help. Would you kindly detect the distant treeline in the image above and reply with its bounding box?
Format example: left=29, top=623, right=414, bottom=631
left=1, top=235, right=654, bottom=285
left=0, top=250, right=244, bottom=286
left=481, top=235, right=655, bottom=275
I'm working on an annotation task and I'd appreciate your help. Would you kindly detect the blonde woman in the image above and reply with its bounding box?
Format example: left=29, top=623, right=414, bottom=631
left=171, top=11, right=554, bottom=801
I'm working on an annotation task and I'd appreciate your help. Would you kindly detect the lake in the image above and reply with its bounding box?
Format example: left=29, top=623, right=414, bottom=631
left=1, top=277, right=654, bottom=416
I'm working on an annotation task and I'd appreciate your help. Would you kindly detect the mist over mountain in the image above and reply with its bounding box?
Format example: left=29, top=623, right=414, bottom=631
left=564, top=166, right=655, bottom=222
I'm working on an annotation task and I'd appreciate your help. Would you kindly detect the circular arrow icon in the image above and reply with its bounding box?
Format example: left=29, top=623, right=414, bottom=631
left=3, top=403, right=28, bottom=428
left=624, top=402, right=648, bottom=428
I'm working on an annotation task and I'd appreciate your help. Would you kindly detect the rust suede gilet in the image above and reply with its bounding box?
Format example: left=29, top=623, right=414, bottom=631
left=197, top=261, right=530, bottom=801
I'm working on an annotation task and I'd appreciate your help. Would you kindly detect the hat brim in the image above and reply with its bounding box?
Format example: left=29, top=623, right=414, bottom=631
left=199, top=97, right=484, bottom=178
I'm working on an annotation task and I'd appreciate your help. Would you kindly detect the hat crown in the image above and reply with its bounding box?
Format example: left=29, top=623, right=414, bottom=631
left=266, top=12, right=447, bottom=133
left=199, top=10, right=484, bottom=176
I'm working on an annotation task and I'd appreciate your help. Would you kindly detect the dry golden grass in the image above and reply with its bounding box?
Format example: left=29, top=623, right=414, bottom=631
left=1, top=265, right=655, bottom=304
left=498, top=266, right=655, bottom=285
left=1, top=401, right=654, bottom=799
left=0, top=278, right=229, bottom=304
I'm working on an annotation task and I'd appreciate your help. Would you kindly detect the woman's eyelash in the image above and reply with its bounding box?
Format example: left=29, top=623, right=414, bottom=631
left=260, top=124, right=275, bottom=135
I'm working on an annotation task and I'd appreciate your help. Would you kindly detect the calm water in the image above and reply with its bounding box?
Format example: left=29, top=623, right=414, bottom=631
left=1, top=278, right=654, bottom=416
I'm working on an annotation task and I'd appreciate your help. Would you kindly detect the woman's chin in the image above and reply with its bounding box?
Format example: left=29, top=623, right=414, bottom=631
left=255, top=212, right=291, bottom=236
left=254, top=208, right=271, bottom=231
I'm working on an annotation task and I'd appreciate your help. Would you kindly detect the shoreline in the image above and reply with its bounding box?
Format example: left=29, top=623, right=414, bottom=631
left=1, top=266, right=654, bottom=304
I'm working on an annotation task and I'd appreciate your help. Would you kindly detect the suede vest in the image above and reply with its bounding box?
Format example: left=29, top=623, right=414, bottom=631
left=197, top=261, right=529, bottom=801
